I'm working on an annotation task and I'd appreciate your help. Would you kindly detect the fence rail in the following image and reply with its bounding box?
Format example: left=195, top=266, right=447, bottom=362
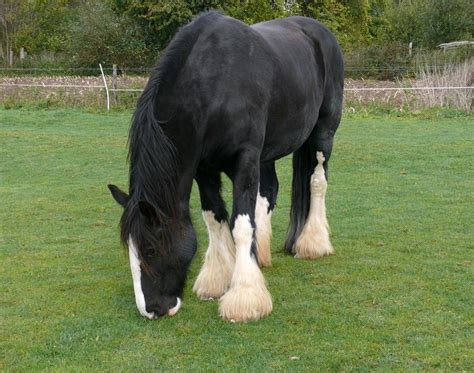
left=1, top=83, right=472, bottom=91
left=1, top=61, right=472, bottom=111
left=2, top=82, right=472, bottom=111
left=0, top=65, right=456, bottom=73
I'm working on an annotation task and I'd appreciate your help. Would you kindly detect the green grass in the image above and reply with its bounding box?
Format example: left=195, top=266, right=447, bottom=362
left=1, top=108, right=473, bottom=371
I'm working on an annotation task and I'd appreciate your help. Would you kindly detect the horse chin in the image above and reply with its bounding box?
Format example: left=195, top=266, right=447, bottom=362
left=144, top=312, right=158, bottom=320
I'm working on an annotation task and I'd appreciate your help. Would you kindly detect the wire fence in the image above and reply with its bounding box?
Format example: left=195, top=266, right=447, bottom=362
left=1, top=65, right=472, bottom=111
left=0, top=65, right=458, bottom=73
left=0, top=67, right=151, bottom=73
left=1, top=82, right=472, bottom=92
left=0, top=62, right=469, bottom=78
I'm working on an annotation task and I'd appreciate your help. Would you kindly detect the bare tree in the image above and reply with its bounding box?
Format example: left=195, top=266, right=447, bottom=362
left=0, top=0, right=20, bottom=63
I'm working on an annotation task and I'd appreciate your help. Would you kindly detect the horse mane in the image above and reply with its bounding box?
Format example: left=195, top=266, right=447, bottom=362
left=120, top=11, right=224, bottom=266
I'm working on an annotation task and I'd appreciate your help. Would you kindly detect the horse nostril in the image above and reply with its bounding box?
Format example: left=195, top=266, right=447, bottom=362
left=145, top=305, right=168, bottom=318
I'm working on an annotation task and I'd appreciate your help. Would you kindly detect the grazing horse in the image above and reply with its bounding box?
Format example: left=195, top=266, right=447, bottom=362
left=108, top=11, right=343, bottom=322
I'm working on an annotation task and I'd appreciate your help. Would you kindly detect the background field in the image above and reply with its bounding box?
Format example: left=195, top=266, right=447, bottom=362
left=1, top=109, right=473, bottom=370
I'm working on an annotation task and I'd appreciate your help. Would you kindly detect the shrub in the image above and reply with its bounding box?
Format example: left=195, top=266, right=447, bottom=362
left=344, top=42, right=414, bottom=80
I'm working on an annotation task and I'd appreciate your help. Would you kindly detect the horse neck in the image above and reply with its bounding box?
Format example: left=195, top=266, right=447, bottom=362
left=131, top=162, right=195, bottom=220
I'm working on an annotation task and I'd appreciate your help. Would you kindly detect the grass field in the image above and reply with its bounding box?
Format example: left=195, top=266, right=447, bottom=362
left=1, top=108, right=473, bottom=371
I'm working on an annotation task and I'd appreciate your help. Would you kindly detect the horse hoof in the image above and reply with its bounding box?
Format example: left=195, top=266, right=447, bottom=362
left=193, top=276, right=230, bottom=300
left=219, top=284, right=272, bottom=322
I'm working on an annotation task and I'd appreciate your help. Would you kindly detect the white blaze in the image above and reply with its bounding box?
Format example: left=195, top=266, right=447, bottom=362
left=128, top=238, right=156, bottom=319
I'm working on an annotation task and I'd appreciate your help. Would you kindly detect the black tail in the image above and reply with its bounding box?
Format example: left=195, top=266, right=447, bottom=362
left=284, top=142, right=314, bottom=253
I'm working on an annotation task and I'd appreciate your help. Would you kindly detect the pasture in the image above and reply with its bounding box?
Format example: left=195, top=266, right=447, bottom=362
left=1, top=108, right=472, bottom=370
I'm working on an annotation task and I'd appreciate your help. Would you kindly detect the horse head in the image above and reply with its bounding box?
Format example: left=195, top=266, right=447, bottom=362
left=108, top=184, right=196, bottom=319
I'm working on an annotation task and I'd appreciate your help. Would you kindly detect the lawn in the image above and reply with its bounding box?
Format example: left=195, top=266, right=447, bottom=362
left=1, top=108, right=473, bottom=371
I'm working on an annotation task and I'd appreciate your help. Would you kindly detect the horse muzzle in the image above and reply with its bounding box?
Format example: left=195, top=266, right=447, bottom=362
left=142, top=297, right=182, bottom=319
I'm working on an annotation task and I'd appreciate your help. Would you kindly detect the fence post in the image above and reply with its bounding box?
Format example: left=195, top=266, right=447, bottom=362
left=9, top=49, right=13, bottom=66
left=99, top=63, right=110, bottom=112
left=112, top=64, right=117, bottom=105
left=20, top=48, right=25, bottom=62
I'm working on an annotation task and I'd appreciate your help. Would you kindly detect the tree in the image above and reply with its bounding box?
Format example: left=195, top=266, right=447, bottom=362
left=111, top=0, right=225, bottom=55
left=70, top=0, right=149, bottom=68
left=422, top=0, right=473, bottom=46
left=0, top=0, right=76, bottom=64
left=111, top=0, right=298, bottom=56
left=224, top=0, right=299, bottom=24
left=297, top=0, right=375, bottom=48
left=13, top=0, right=73, bottom=54
left=383, top=0, right=473, bottom=48
left=0, top=0, right=20, bottom=62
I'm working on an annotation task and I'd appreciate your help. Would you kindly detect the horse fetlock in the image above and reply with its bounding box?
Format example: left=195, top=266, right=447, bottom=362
left=310, top=173, right=327, bottom=195
left=193, top=269, right=232, bottom=300
left=193, top=247, right=234, bottom=300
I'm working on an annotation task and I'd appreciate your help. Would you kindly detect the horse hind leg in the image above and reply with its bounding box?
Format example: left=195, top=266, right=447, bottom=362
left=285, top=113, right=339, bottom=259
left=293, top=150, right=333, bottom=258
left=255, top=162, right=279, bottom=267
left=193, top=171, right=235, bottom=300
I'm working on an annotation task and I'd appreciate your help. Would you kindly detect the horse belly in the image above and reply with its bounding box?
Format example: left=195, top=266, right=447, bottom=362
left=255, top=29, right=323, bottom=162
left=261, top=78, right=321, bottom=162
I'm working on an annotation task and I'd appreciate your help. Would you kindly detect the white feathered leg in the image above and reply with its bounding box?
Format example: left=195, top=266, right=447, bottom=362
left=294, top=152, right=334, bottom=259
left=219, top=214, right=272, bottom=322
left=193, top=211, right=235, bottom=300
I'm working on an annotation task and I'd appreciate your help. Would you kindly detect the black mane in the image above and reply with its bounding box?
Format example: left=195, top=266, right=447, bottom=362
left=120, top=12, right=224, bottom=263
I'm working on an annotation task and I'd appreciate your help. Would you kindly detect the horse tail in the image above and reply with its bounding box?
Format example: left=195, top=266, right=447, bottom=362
left=284, top=141, right=313, bottom=253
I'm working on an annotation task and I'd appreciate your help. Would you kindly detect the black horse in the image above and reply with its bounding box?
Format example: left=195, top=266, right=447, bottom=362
left=109, top=11, right=343, bottom=322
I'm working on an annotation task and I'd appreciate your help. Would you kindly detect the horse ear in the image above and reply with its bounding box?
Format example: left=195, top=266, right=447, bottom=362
left=108, top=184, right=129, bottom=208
left=138, top=200, right=157, bottom=221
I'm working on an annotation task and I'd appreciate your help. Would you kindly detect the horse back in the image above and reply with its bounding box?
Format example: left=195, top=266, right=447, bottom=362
left=158, top=13, right=343, bottom=166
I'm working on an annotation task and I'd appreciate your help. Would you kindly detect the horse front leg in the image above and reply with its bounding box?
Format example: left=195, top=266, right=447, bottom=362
left=193, top=171, right=235, bottom=300
left=219, top=151, right=272, bottom=322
